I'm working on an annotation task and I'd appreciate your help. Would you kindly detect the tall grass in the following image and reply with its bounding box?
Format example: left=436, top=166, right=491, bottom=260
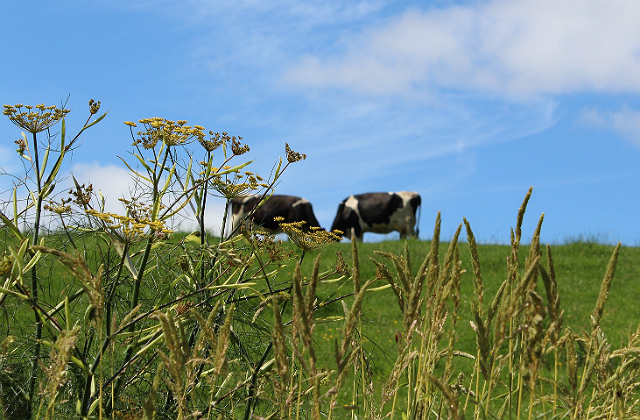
left=1, top=102, right=639, bottom=419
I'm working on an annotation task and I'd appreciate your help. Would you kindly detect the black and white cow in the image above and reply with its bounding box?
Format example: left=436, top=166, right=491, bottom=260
left=330, top=192, right=421, bottom=240
left=230, top=194, right=322, bottom=234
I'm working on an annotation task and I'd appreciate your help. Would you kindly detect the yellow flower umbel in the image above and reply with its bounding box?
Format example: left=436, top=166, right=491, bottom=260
left=211, top=169, right=269, bottom=200
left=3, top=104, right=70, bottom=134
left=126, top=118, right=206, bottom=149
left=85, top=209, right=173, bottom=244
left=275, top=217, right=341, bottom=251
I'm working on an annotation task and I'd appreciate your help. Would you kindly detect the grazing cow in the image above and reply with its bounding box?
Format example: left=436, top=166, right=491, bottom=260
left=330, top=192, right=421, bottom=240
left=230, top=194, right=322, bottom=234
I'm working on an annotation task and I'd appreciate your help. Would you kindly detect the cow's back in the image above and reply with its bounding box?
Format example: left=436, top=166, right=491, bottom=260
left=231, top=194, right=321, bottom=233
left=331, top=191, right=421, bottom=239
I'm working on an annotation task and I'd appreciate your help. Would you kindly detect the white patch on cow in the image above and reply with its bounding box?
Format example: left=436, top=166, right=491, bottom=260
left=231, top=195, right=256, bottom=232
left=292, top=198, right=309, bottom=207
left=364, top=192, right=419, bottom=236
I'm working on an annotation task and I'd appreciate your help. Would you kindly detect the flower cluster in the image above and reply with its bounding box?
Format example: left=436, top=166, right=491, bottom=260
left=285, top=143, right=306, bottom=163
left=44, top=198, right=73, bottom=215
left=85, top=209, right=173, bottom=243
left=275, top=217, right=341, bottom=251
left=249, top=233, right=297, bottom=262
left=88, top=99, right=101, bottom=115
left=3, top=103, right=70, bottom=134
left=125, top=118, right=206, bottom=149
left=69, top=183, right=94, bottom=207
left=0, top=253, right=14, bottom=277
left=211, top=169, right=269, bottom=199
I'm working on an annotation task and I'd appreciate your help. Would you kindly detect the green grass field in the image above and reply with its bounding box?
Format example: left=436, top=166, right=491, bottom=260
left=272, top=237, right=640, bottom=402
left=5, top=103, right=639, bottom=418
left=3, top=223, right=638, bottom=418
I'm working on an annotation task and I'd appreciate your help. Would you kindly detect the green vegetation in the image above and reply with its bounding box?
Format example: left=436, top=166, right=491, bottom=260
left=1, top=101, right=640, bottom=419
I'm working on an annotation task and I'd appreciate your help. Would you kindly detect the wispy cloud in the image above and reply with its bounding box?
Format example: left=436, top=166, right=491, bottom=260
left=69, top=162, right=227, bottom=234
left=580, top=106, right=640, bottom=148
left=284, top=0, right=640, bottom=98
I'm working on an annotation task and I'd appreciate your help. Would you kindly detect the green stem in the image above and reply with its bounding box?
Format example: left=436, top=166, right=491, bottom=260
left=242, top=251, right=306, bottom=420
left=28, top=131, right=43, bottom=415
left=104, top=236, right=154, bottom=415
left=104, top=145, right=170, bottom=416
left=80, top=241, right=130, bottom=415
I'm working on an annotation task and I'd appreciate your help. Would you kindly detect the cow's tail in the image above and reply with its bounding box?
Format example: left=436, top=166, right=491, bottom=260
left=415, top=198, right=422, bottom=238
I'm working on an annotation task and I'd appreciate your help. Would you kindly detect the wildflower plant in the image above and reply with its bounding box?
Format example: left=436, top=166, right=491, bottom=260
left=3, top=100, right=640, bottom=420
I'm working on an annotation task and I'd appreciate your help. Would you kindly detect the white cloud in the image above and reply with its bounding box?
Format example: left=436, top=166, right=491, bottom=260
left=70, top=163, right=135, bottom=213
left=284, top=0, right=640, bottom=98
left=580, top=106, right=640, bottom=148
left=69, top=162, right=228, bottom=234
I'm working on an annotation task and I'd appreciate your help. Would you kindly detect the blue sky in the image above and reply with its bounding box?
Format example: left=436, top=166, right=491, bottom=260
left=2, top=0, right=640, bottom=245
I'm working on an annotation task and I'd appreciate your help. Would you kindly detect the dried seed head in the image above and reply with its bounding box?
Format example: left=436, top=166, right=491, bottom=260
left=89, top=99, right=101, bottom=115
left=285, top=143, right=306, bottom=163
left=231, top=136, right=250, bottom=155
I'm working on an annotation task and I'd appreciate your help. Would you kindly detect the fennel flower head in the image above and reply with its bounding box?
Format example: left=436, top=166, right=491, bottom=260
left=275, top=217, right=341, bottom=251
left=212, top=170, right=268, bottom=200
left=3, top=103, right=70, bottom=134
left=125, top=118, right=206, bottom=149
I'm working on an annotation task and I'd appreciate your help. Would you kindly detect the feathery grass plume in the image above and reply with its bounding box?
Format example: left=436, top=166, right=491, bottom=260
left=438, top=222, right=463, bottom=287
left=307, top=255, right=321, bottom=321
left=378, top=324, right=420, bottom=410
left=337, top=282, right=373, bottom=367
left=154, top=309, right=196, bottom=418
left=30, top=245, right=104, bottom=325
left=498, top=254, right=541, bottom=331
left=540, top=245, right=562, bottom=331
left=292, top=261, right=316, bottom=367
left=606, top=327, right=640, bottom=417
left=327, top=239, right=374, bottom=415
left=414, top=227, right=463, bottom=420
left=564, top=245, right=621, bottom=419
left=507, top=187, right=533, bottom=290
left=470, top=308, right=491, bottom=379
left=563, top=330, right=580, bottom=398
left=522, top=289, right=546, bottom=385
left=0, top=336, right=28, bottom=420
left=515, top=187, right=533, bottom=248
left=270, top=298, right=289, bottom=383
left=214, top=304, right=235, bottom=377
left=526, top=213, right=544, bottom=269
left=190, top=301, right=235, bottom=377
left=591, top=243, right=621, bottom=329
left=431, top=211, right=441, bottom=272
left=40, top=326, right=80, bottom=416
left=464, top=218, right=483, bottom=311
left=142, top=365, right=163, bottom=420
left=426, top=373, right=461, bottom=420
left=351, top=232, right=361, bottom=293
left=372, top=257, right=405, bottom=313
left=574, top=329, right=610, bottom=418
left=443, top=246, right=462, bottom=367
